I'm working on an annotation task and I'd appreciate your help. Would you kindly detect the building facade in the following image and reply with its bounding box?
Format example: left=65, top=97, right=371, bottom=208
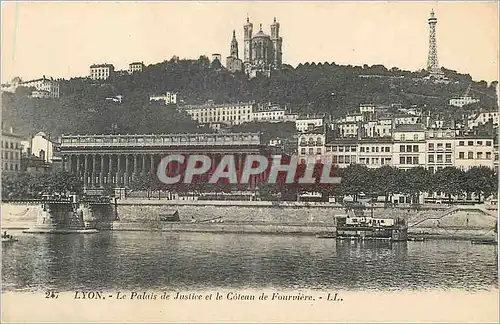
left=296, top=117, right=324, bottom=133
left=22, top=76, right=60, bottom=99
left=181, top=101, right=255, bottom=126
left=31, top=132, right=57, bottom=163
left=1, top=128, right=24, bottom=174
left=59, top=133, right=268, bottom=189
left=297, top=124, right=496, bottom=172
left=2, top=76, right=60, bottom=98
left=298, top=131, right=326, bottom=164
left=243, top=17, right=283, bottom=78
left=325, top=138, right=393, bottom=169
left=467, top=111, right=499, bottom=129
left=89, top=64, right=115, bottom=80
left=453, top=137, right=495, bottom=171
left=252, top=104, right=286, bottom=122
left=449, top=96, right=480, bottom=108
left=150, top=92, right=177, bottom=105
left=128, top=62, right=145, bottom=74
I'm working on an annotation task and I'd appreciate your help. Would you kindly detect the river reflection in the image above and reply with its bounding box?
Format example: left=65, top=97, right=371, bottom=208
left=2, top=231, right=497, bottom=292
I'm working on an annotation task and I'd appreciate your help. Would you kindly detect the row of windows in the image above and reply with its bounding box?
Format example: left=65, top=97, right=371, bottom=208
left=428, top=154, right=452, bottom=163
left=400, top=145, right=420, bottom=152
left=398, top=134, right=421, bottom=141
left=296, top=121, right=322, bottom=125
left=360, top=146, right=391, bottom=153
left=198, top=116, right=249, bottom=122
left=328, top=155, right=393, bottom=165
left=301, top=148, right=323, bottom=155
left=2, top=141, right=20, bottom=149
left=192, top=110, right=251, bottom=116
left=254, top=111, right=284, bottom=116
left=254, top=116, right=284, bottom=120
left=2, top=163, right=19, bottom=171
left=366, top=127, right=390, bottom=135
left=428, top=143, right=452, bottom=150
left=399, top=157, right=420, bottom=165
left=327, top=146, right=357, bottom=152
left=458, top=140, right=492, bottom=146
left=331, top=155, right=356, bottom=164
left=359, top=157, right=392, bottom=165
left=90, top=68, right=112, bottom=72
left=301, top=139, right=324, bottom=146
left=457, top=152, right=492, bottom=160
left=3, top=151, right=20, bottom=159
left=91, top=73, right=109, bottom=77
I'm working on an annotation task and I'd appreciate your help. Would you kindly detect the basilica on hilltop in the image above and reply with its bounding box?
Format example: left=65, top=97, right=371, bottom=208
left=226, top=17, right=283, bottom=78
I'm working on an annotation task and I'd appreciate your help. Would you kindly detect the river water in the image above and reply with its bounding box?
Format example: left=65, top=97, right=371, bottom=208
left=2, top=230, right=498, bottom=292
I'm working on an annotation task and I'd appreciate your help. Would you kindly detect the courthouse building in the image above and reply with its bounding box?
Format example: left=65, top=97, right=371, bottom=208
left=59, top=132, right=269, bottom=189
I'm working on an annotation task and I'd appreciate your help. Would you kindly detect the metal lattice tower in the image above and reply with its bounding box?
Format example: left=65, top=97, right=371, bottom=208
left=427, top=9, right=439, bottom=72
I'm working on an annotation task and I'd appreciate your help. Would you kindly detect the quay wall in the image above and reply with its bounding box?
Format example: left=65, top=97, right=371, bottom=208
left=2, top=200, right=497, bottom=239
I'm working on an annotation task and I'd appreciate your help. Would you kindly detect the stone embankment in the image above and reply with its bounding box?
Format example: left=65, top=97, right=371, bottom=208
left=2, top=199, right=497, bottom=240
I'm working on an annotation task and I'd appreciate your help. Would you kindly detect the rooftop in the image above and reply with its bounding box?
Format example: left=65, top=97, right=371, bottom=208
left=90, top=63, right=115, bottom=68
left=326, top=137, right=394, bottom=145
left=393, top=124, right=426, bottom=132
left=180, top=101, right=255, bottom=110
left=60, top=132, right=263, bottom=148
left=21, top=76, right=58, bottom=84
left=252, top=25, right=270, bottom=39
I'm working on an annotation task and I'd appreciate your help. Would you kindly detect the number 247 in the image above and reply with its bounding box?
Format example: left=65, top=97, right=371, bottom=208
left=45, top=291, right=59, bottom=299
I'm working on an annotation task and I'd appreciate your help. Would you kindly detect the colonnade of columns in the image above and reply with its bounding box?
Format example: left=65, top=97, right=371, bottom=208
left=60, top=152, right=267, bottom=188
left=61, top=153, right=158, bottom=188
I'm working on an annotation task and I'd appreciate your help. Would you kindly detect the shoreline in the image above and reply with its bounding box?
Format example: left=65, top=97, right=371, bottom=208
left=2, top=200, right=497, bottom=242
left=2, top=221, right=497, bottom=242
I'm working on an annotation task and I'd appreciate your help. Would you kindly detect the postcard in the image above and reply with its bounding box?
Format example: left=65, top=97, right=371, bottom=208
left=1, top=1, right=498, bottom=323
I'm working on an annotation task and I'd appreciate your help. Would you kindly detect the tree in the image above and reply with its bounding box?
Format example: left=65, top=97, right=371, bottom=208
left=403, top=167, right=432, bottom=204
left=339, top=164, right=371, bottom=202
left=1, top=171, right=83, bottom=199
left=433, top=167, right=466, bottom=201
left=371, top=165, right=400, bottom=203
left=464, top=166, right=497, bottom=202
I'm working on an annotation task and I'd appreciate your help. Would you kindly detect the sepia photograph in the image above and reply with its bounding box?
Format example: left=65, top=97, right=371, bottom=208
left=1, top=1, right=499, bottom=322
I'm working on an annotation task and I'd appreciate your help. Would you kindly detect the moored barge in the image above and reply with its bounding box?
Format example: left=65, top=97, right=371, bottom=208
left=336, top=215, right=408, bottom=242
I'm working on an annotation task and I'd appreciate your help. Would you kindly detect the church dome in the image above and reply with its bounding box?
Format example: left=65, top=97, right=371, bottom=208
left=252, top=30, right=270, bottom=39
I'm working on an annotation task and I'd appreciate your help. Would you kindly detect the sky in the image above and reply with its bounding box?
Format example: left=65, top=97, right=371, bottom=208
left=1, top=1, right=498, bottom=83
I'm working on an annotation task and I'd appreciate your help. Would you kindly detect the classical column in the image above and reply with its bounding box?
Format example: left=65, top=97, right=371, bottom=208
left=142, top=154, right=146, bottom=176
left=108, top=154, right=113, bottom=185
left=100, top=154, right=105, bottom=188
left=125, top=154, right=130, bottom=187
left=92, top=154, right=97, bottom=187
left=115, top=155, right=121, bottom=187
left=150, top=154, right=155, bottom=175
left=61, top=155, right=66, bottom=172
left=76, top=155, right=80, bottom=175
left=133, top=154, right=139, bottom=179
left=84, top=154, right=89, bottom=187
left=65, top=155, right=70, bottom=173
left=69, top=155, right=74, bottom=173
